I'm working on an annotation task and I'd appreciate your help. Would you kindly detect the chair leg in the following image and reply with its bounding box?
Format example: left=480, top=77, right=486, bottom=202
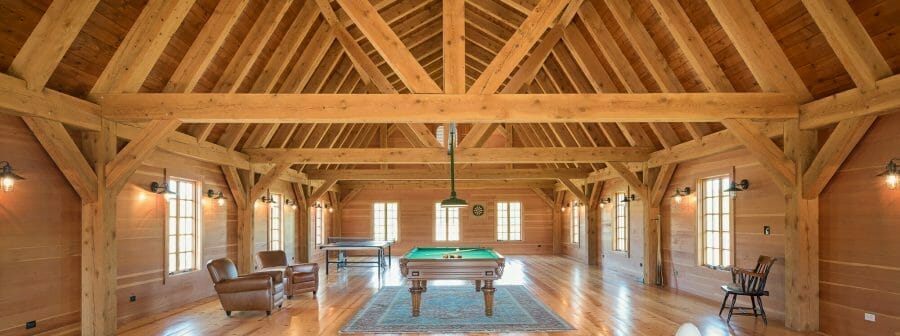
left=719, top=293, right=730, bottom=316
left=757, top=296, right=768, bottom=325
left=727, top=294, right=738, bottom=323
left=266, top=310, right=271, bottom=316
left=751, top=295, right=757, bottom=316
left=225, top=311, right=231, bottom=317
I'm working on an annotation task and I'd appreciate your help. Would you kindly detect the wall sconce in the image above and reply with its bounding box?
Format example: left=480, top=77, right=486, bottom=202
left=723, top=179, right=750, bottom=197
left=207, top=189, right=226, bottom=207
left=672, top=187, right=692, bottom=204
left=571, top=201, right=583, bottom=208
left=878, top=159, right=898, bottom=190
left=561, top=204, right=568, bottom=212
left=312, top=201, right=323, bottom=209
left=0, top=161, right=25, bottom=192
left=621, top=194, right=638, bottom=203
left=149, top=168, right=176, bottom=200
left=599, top=197, right=612, bottom=208
left=285, top=199, right=298, bottom=210
left=260, top=189, right=277, bottom=205
left=326, top=204, right=333, bottom=213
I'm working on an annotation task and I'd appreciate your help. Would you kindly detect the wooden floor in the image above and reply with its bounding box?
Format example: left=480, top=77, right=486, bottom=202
left=118, top=256, right=818, bottom=336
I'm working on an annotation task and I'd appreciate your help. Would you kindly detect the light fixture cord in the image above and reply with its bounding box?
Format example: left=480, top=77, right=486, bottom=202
left=449, top=123, right=458, bottom=197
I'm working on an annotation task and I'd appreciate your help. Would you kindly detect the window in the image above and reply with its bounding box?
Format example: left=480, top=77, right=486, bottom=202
left=497, top=202, right=522, bottom=241
left=434, top=203, right=459, bottom=241
left=570, top=203, right=582, bottom=244
left=613, top=192, right=628, bottom=252
left=314, top=206, right=324, bottom=245
left=700, top=176, right=733, bottom=268
left=167, top=178, right=200, bottom=274
left=435, top=125, right=445, bottom=147
left=269, top=194, right=283, bottom=251
left=373, top=202, right=398, bottom=241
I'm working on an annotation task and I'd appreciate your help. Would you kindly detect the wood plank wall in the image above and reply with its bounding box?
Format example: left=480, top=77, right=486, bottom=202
left=0, top=116, right=81, bottom=335
left=337, top=188, right=554, bottom=256
left=818, top=113, right=900, bottom=335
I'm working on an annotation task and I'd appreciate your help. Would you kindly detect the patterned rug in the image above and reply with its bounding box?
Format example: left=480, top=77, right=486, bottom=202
left=340, top=285, right=574, bottom=334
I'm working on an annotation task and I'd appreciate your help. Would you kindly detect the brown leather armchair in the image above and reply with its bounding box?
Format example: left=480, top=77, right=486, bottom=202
left=256, top=250, right=319, bottom=298
left=207, top=258, right=285, bottom=316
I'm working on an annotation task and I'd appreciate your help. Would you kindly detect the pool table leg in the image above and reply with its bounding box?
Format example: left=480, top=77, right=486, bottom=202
left=410, top=280, right=424, bottom=317
left=475, top=280, right=481, bottom=292
left=422, top=280, right=427, bottom=293
left=482, top=280, right=495, bottom=316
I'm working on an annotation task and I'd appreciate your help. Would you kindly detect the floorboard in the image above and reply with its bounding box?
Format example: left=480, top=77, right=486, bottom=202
left=118, top=255, right=818, bottom=335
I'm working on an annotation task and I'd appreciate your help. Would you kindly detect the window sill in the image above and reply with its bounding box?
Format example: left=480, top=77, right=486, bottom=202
left=167, top=269, right=200, bottom=278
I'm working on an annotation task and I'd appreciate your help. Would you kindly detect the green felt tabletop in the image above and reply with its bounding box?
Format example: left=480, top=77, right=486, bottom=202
left=403, top=247, right=501, bottom=259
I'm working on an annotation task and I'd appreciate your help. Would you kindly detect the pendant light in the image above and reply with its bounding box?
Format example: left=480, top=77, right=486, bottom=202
left=440, top=123, right=467, bottom=208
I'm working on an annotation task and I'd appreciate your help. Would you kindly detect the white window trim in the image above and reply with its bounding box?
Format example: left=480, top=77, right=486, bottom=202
left=496, top=201, right=523, bottom=241
left=613, top=191, right=629, bottom=254
left=373, top=202, right=399, bottom=241
left=434, top=203, right=460, bottom=242
left=313, top=206, right=325, bottom=246
left=697, top=176, right=736, bottom=270
left=164, top=176, right=203, bottom=277
left=269, top=193, right=283, bottom=251
left=570, top=203, right=582, bottom=245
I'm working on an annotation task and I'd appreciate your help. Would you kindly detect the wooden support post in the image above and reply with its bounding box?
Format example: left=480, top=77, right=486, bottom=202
left=81, top=120, right=118, bottom=335
left=328, top=190, right=342, bottom=237
left=642, top=165, right=661, bottom=286
left=552, top=191, right=565, bottom=254
left=291, top=182, right=309, bottom=263
left=223, top=166, right=254, bottom=273
left=783, top=120, right=819, bottom=331
left=586, top=182, right=603, bottom=266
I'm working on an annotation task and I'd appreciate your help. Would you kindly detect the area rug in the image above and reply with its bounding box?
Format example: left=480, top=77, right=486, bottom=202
left=340, top=285, right=574, bottom=334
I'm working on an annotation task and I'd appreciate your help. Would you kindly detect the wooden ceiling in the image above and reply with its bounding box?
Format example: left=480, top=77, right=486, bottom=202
left=0, top=0, right=898, bottom=177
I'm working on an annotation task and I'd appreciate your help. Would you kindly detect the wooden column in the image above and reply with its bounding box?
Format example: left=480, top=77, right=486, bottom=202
left=292, top=183, right=309, bottom=263
left=552, top=191, right=565, bottom=254
left=81, top=120, right=117, bottom=335
left=642, top=166, right=660, bottom=285
left=784, top=120, right=819, bottom=330
left=586, top=182, right=603, bottom=266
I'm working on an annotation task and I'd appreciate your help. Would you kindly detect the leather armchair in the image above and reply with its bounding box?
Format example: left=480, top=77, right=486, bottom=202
left=256, top=250, right=319, bottom=298
left=207, top=258, right=285, bottom=316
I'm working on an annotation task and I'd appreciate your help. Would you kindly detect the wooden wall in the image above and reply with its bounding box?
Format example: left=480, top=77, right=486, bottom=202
left=818, top=113, right=900, bottom=335
left=0, top=116, right=81, bottom=335
left=337, top=188, right=554, bottom=256
left=658, top=148, right=788, bottom=319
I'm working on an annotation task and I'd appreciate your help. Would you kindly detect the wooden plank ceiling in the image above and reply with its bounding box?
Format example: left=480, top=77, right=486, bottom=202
left=0, top=0, right=897, bottom=177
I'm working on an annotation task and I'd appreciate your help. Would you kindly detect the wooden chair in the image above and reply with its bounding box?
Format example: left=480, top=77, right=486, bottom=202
left=718, top=256, right=776, bottom=324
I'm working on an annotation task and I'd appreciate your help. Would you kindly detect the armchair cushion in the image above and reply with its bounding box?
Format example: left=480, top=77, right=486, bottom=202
left=215, top=276, right=271, bottom=294
left=290, top=263, right=318, bottom=274
left=251, top=270, right=285, bottom=285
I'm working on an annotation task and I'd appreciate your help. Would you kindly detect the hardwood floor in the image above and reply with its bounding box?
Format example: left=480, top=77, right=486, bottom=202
left=118, top=256, right=817, bottom=336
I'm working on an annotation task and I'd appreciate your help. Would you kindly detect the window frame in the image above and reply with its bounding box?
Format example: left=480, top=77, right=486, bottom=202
left=613, top=192, right=629, bottom=253
left=434, top=203, right=460, bottom=242
left=373, top=201, right=399, bottom=241
left=313, top=205, right=324, bottom=246
left=697, top=175, right=735, bottom=269
left=268, top=193, right=283, bottom=251
left=496, top=201, right=523, bottom=241
left=165, top=176, right=203, bottom=276
left=570, top=202, right=582, bottom=245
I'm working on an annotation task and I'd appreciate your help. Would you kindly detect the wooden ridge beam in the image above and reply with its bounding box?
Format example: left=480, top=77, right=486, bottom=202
left=443, top=0, right=465, bottom=94
left=340, top=180, right=558, bottom=190
left=97, top=92, right=799, bottom=123
left=305, top=168, right=591, bottom=180
left=248, top=147, right=653, bottom=164
left=9, top=0, right=100, bottom=90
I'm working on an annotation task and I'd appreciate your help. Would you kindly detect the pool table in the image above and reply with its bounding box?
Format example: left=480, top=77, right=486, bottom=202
left=399, top=247, right=506, bottom=316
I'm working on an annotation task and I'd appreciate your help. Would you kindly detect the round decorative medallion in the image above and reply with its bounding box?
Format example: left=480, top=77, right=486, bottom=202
left=472, top=204, right=485, bottom=216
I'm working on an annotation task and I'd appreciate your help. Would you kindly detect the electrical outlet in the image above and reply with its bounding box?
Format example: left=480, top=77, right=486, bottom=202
left=864, top=313, right=876, bottom=322
left=25, top=321, right=36, bottom=329
left=129, top=295, right=137, bottom=302
left=763, top=226, right=771, bottom=235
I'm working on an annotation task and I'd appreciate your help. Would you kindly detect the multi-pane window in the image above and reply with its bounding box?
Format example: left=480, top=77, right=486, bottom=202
left=614, top=192, right=628, bottom=252
left=269, top=194, right=283, bottom=251
left=435, top=125, right=445, bottom=147
left=570, top=204, right=581, bottom=244
left=434, top=203, right=460, bottom=241
left=700, top=176, right=733, bottom=268
left=373, top=202, right=399, bottom=241
left=167, top=178, right=199, bottom=274
left=314, top=206, right=324, bottom=245
left=497, top=202, right=522, bottom=241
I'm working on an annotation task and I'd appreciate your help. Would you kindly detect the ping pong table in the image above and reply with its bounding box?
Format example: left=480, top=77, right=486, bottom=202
left=318, top=237, right=394, bottom=274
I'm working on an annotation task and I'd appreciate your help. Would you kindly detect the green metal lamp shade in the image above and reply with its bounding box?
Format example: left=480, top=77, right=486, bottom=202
left=440, top=193, right=468, bottom=208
